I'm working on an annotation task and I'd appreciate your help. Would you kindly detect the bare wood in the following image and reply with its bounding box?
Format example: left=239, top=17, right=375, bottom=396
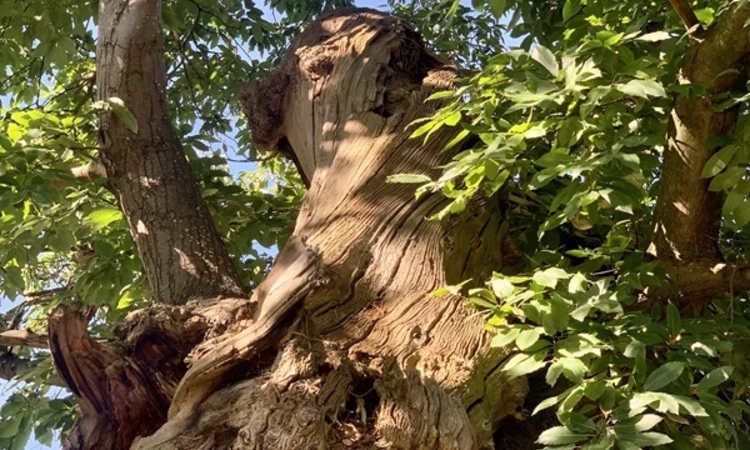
left=0, top=330, right=48, bottom=349
left=669, top=0, right=700, bottom=30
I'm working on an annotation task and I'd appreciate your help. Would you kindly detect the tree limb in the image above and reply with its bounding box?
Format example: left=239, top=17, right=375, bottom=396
left=0, top=330, right=48, bottom=349
left=669, top=0, right=700, bottom=30
left=96, top=0, right=245, bottom=304
left=649, top=2, right=750, bottom=263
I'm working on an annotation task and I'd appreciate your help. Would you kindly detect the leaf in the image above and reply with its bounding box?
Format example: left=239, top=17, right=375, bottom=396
left=542, top=296, right=570, bottom=335
left=86, top=208, right=124, bottom=230
left=643, top=362, right=685, bottom=391
left=666, top=302, right=681, bottom=337
left=9, top=413, right=32, bottom=450
left=637, top=31, right=672, bottom=41
left=444, top=0, right=460, bottom=23
left=0, top=414, right=22, bottom=438
left=491, top=278, right=514, bottom=298
left=503, top=351, right=548, bottom=379
left=632, top=432, right=672, bottom=446
left=697, top=366, right=734, bottom=391
left=489, top=0, right=506, bottom=17
left=516, top=328, right=542, bottom=350
left=3, top=266, right=24, bottom=291
left=536, top=426, right=590, bottom=445
left=560, top=413, right=597, bottom=433
left=617, top=80, right=667, bottom=98
left=634, top=414, right=663, bottom=432
left=562, top=0, right=582, bottom=22
left=530, top=45, right=560, bottom=77
left=491, top=327, right=520, bottom=348
left=386, top=174, right=432, bottom=184
left=674, top=395, right=708, bottom=417
left=106, top=97, right=139, bottom=134
left=560, top=357, right=588, bottom=384
left=701, top=145, right=736, bottom=178
left=546, top=360, right=564, bottom=386
left=533, top=268, right=569, bottom=288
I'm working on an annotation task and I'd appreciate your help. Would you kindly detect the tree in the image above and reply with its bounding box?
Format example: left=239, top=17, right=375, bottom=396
left=0, top=0, right=749, bottom=449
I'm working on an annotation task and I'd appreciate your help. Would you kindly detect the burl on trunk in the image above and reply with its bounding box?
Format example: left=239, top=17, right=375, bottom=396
left=52, top=6, right=530, bottom=450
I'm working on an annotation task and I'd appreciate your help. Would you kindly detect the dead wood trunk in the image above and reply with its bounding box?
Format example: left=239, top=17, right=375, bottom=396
left=130, top=8, right=528, bottom=450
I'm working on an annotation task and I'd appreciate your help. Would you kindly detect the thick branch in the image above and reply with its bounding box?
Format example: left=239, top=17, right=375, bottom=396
left=96, top=0, right=244, bottom=304
left=669, top=0, right=699, bottom=30
left=0, top=330, right=48, bottom=349
left=649, top=3, right=750, bottom=263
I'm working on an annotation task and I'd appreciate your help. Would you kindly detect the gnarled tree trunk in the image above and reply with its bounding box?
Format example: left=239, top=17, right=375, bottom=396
left=50, top=5, right=529, bottom=450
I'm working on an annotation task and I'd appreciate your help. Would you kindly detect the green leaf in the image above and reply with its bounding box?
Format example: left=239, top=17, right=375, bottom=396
left=530, top=45, right=559, bottom=77
left=386, top=174, right=432, bottom=184
left=617, top=80, right=667, bottom=98
left=546, top=360, right=564, bottom=386
left=697, top=366, right=734, bottom=392
left=674, top=395, right=708, bottom=417
left=516, top=328, right=543, bottom=350
left=503, top=351, right=548, bottom=379
left=106, top=97, right=139, bottom=134
left=562, top=0, right=582, bottom=22
left=0, top=414, right=22, bottom=438
left=542, top=296, right=570, bottom=335
left=491, top=278, right=515, bottom=298
left=86, top=208, right=124, bottom=230
left=643, top=362, right=685, bottom=391
left=489, top=0, right=506, bottom=17
left=666, top=302, right=681, bottom=337
left=632, top=432, right=672, bottom=446
left=533, top=268, right=569, bottom=288
left=492, top=327, right=520, bottom=348
left=9, top=413, right=32, bottom=450
left=701, top=145, right=736, bottom=178
left=559, top=357, right=588, bottom=384
left=536, top=426, right=590, bottom=445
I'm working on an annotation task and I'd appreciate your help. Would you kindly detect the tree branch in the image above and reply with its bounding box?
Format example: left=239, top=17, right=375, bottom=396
left=0, top=330, right=48, bottom=349
left=96, top=0, right=245, bottom=304
left=649, top=2, right=750, bottom=263
left=669, top=0, right=700, bottom=31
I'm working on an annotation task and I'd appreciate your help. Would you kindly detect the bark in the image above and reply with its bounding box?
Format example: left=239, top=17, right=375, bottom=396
left=0, top=330, right=47, bottom=349
left=96, top=0, right=244, bottom=305
left=130, top=8, right=528, bottom=450
left=648, top=2, right=750, bottom=313
left=48, top=1, right=256, bottom=448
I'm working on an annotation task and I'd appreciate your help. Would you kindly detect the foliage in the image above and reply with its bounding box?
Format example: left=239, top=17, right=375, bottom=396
left=400, top=0, right=750, bottom=448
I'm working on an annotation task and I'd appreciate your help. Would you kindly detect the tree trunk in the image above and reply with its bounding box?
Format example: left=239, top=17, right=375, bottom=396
left=131, top=9, right=529, bottom=450
left=47, top=4, right=533, bottom=449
